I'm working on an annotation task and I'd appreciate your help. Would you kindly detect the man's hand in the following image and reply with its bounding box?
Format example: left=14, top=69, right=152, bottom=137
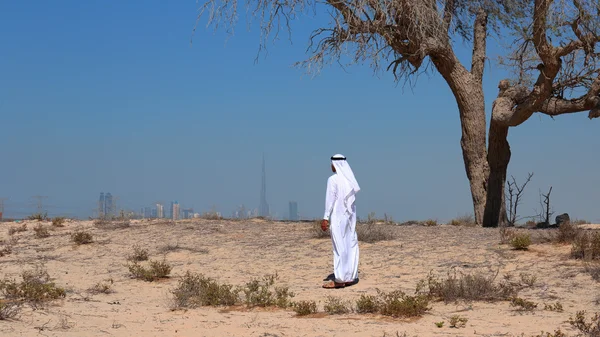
left=321, top=219, right=329, bottom=231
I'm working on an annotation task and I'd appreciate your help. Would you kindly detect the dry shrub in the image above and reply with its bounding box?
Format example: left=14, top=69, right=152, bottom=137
left=500, top=226, right=516, bottom=244
left=519, top=273, right=537, bottom=287
left=584, top=262, right=600, bottom=282
left=292, top=300, right=318, bottom=316
left=127, top=259, right=172, bottom=282
left=27, top=213, right=48, bottom=221
left=571, top=232, right=600, bottom=260
left=510, top=233, right=532, bottom=250
left=242, top=273, right=295, bottom=308
left=0, top=266, right=66, bottom=308
left=449, top=315, right=468, bottom=328
left=0, top=244, right=12, bottom=257
left=71, top=230, right=93, bottom=244
left=127, top=245, right=149, bottom=261
left=355, top=294, right=379, bottom=313
left=0, top=300, right=22, bottom=320
left=421, top=271, right=517, bottom=303
left=531, top=329, right=568, bottom=337
left=95, top=219, right=130, bottom=230
left=52, top=217, right=66, bottom=227
left=33, top=224, right=51, bottom=239
left=555, top=221, right=581, bottom=244
left=356, top=223, right=395, bottom=243
left=88, top=278, right=114, bottom=294
left=324, top=296, right=352, bottom=314
left=449, top=214, right=476, bottom=227
left=312, top=220, right=330, bottom=239
left=510, top=297, right=538, bottom=311
left=171, top=271, right=239, bottom=308
left=569, top=311, right=600, bottom=336
left=424, top=219, right=438, bottom=226
left=376, top=289, right=430, bottom=317
left=544, top=302, right=564, bottom=312
left=8, top=224, right=27, bottom=236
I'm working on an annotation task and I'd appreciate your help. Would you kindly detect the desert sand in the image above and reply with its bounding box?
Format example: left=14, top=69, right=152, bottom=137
left=1, top=218, right=599, bottom=337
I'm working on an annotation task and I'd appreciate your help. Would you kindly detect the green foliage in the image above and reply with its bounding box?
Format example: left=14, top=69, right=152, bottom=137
left=435, top=321, right=445, bottom=328
left=355, top=294, right=380, bottom=314
left=510, top=233, right=532, bottom=250
left=127, top=259, right=172, bottom=282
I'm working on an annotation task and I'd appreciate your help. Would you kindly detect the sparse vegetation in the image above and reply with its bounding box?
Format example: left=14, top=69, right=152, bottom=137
left=127, top=245, right=149, bottom=261
left=355, top=294, right=379, bottom=314
left=242, top=273, right=295, bottom=308
left=449, top=315, right=468, bottom=328
left=356, top=223, right=395, bottom=243
left=376, top=289, right=430, bottom=318
left=449, top=214, right=476, bottom=227
left=0, top=243, right=12, bottom=257
left=568, top=311, right=600, bottom=336
left=324, top=296, right=352, bottom=315
left=171, top=271, right=239, bottom=308
left=424, top=219, right=438, bottom=226
left=71, top=230, right=93, bottom=244
left=292, top=300, right=318, bottom=316
left=519, top=273, right=537, bottom=287
left=95, top=218, right=130, bottom=230
left=127, top=259, right=172, bottom=282
left=89, top=278, right=114, bottom=294
left=510, top=233, right=532, bottom=250
left=0, top=300, right=22, bottom=320
left=435, top=321, right=444, bottom=328
left=27, top=212, right=49, bottom=221
left=556, top=221, right=580, bottom=244
left=421, top=271, right=517, bottom=303
left=511, top=297, right=538, bottom=311
left=8, top=224, right=27, bottom=236
left=544, top=302, right=564, bottom=312
left=571, top=231, right=600, bottom=260
left=0, top=266, right=66, bottom=308
left=585, top=262, right=600, bottom=282
left=33, top=224, right=51, bottom=238
left=531, top=329, right=567, bottom=337
left=52, top=217, right=66, bottom=227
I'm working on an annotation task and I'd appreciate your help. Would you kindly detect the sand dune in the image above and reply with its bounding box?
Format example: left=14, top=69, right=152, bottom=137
left=1, top=218, right=599, bottom=337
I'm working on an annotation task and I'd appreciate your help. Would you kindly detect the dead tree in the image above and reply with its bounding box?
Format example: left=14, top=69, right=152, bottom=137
left=194, top=0, right=599, bottom=227
left=505, top=172, right=534, bottom=226
left=537, top=186, right=554, bottom=225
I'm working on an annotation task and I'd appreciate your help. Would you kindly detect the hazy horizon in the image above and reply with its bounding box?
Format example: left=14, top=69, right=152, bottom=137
left=1, top=1, right=598, bottom=223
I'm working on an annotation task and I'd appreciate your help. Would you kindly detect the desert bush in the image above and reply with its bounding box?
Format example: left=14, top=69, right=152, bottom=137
left=127, top=259, right=172, bottom=282
left=421, top=271, right=517, bottom=303
left=568, top=311, right=600, bottom=336
left=585, top=262, right=600, bottom=282
left=511, top=297, right=538, bottom=311
left=449, top=315, right=468, bottom=328
left=0, top=300, right=22, bottom=320
left=377, top=289, right=430, bottom=317
left=71, top=230, right=93, bottom=244
left=571, top=232, right=600, bottom=260
left=0, top=243, right=12, bottom=257
left=511, top=233, right=532, bottom=250
left=500, top=226, right=516, bottom=244
left=424, top=219, right=438, bottom=226
left=449, top=214, right=476, bottom=227
left=292, top=300, right=318, bottom=316
left=52, top=217, right=66, bottom=227
left=95, top=218, right=130, bottom=230
left=519, top=273, right=537, bottom=287
left=33, top=224, right=51, bottom=239
left=0, top=266, right=66, bottom=307
left=312, top=220, right=330, bottom=239
left=324, top=296, right=352, bottom=315
left=356, top=223, right=395, bottom=243
left=8, top=224, right=27, bottom=236
left=356, top=294, right=380, bottom=314
left=127, top=245, right=149, bottom=262
left=544, top=302, right=564, bottom=312
left=242, top=273, right=295, bottom=308
left=27, top=213, right=48, bottom=221
left=171, top=271, right=239, bottom=308
left=88, top=278, right=114, bottom=294
left=555, top=221, right=580, bottom=244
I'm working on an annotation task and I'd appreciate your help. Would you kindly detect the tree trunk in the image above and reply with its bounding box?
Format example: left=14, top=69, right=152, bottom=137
left=431, top=57, right=489, bottom=225
left=483, top=119, right=510, bottom=227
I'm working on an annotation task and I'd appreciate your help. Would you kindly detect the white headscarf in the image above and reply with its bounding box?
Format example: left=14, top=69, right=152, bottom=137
left=331, top=154, right=360, bottom=216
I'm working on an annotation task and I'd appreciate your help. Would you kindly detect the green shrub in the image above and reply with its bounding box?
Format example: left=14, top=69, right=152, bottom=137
left=510, top=233, right=532, bottom=250
left=324, top=296, right=352, bottom=315
left=171, top=271, right=239, bottom=308
left=292, top=300, right=318, bottom=316
left=127, top=259, right=172, bottom=282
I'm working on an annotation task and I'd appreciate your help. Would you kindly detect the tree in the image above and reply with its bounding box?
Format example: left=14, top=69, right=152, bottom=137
left=193, top=0, right=599, bottom=226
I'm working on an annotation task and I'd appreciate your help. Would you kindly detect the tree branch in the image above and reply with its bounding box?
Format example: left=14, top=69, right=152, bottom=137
left=471, top=8, right=488, bottom=81
left=540, top=75, right=600, bottom=116
left=442, top=0, right=455, bottom=33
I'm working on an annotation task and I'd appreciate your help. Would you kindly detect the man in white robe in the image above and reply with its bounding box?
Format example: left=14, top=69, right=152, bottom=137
left=321, top=154, right=360, bottom=289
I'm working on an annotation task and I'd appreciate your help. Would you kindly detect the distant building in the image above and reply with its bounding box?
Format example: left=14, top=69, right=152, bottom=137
left=258, top=155, right=270, bottom=218
left=182, top=208, right=194, bottom=219
left=171, top=201, right=180, bottom=220
left=289, top=201, right=299, bottom=221
left=104, top=193, right=114, bottom=218
left=99, top=193, right=106, bottom=218
left=143, top=207, right=152, bottom=218
left=156, top=204, right=164, bottom=218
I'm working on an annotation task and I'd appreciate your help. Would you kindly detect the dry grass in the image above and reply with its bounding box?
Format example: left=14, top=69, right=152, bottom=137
left=421, top=271, right=517, bottom=303
left=571, top=231, right=600, bottom=260
left=323, top=296, right=352, bottom=315
left=292, top=300, right=318, bottom=316
left=94, top=218, right=130, bottom=230
left=355, top=294, right=379, bottom=313
left=8, top=224, right=27, bottom=236
left=71, top=230, right=93, bottom=245
left=242, top=273, right=295, bottom=309
left=555, top=221, right=581, bottom=244
left=88, top=278, right=114, bottom=294
left=52, top=217, right=66, bottom=227
left=0, top=300, right=22, bottom=320
left=27, top=213, right=49, bottom=221
left=449, top=214, right=476, bottom=227
left=544, top=302, right=564, bottom=312
left=0, top=265, right=66, bottom=308
left=127, top=245, right=149, bottom=262
left=171, top=271, right=239, bottom=308
left=127, top=259, right=172, bottom=282
left=510, top=297, right=538, bottom=311
left=356, top=223, right=395, bottom=243
left=376, top=289, right=430, bottom=318
left=568, top=311, right=600, bottom=336
left=33, top=224, right=51, bottom=238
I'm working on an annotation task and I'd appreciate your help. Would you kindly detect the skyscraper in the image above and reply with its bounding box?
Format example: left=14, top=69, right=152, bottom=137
left=289, top=201, right=299, bottom=221
left=99, top=193, right=105, bottom=218
left=171, top=201, right=180, bottom=220
left=104, top=193, right=113, bottom=218
left=156, top=203, right=164, bottom=218
left=258, top=154, right=269, bottom=218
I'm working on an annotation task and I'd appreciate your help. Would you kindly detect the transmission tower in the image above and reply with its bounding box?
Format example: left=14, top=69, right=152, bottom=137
left=31, top=195, right=48, bottom=213
left=0, top=197, right=7, bottom=221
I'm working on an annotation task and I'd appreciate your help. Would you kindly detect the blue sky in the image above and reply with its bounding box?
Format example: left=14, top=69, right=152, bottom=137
left=0, top=1, right=598, bottom=222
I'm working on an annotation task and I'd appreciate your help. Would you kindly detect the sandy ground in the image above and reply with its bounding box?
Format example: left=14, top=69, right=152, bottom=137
left=1, top=218, right=599, bottom=337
